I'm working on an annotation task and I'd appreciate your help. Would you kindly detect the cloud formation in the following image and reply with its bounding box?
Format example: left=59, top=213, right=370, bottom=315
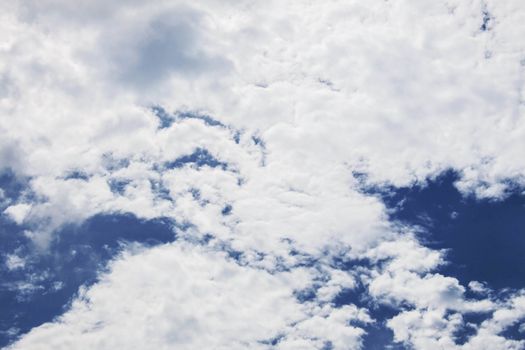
left=1, top=0, right=525, bottom=349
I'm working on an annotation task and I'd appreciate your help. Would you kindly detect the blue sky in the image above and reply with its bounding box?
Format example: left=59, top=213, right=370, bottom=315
left=1, top=1, right=525, bottom=349
left=376, top=171, right=525, bottom=291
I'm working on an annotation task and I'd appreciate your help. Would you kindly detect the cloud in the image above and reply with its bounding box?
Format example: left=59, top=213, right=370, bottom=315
left=3, top=0, right=525, bottom=192
left=4, top=254, right=26, bottom=270
left=6, top=242, right=367, bottom=350
left=114, top=10, right=232, bottom=87
left=3, top=203, right=31, bottom=224
left=1, top=0, right=525, bottom=349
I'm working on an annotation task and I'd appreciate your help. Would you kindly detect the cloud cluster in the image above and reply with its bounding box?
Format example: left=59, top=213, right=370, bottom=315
left=7, top=243, right=369, bottom=350
left=1, top=0, right=525, bottom=349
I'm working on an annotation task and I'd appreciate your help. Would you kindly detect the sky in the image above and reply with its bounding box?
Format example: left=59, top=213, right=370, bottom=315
left=1, top=0, right=525, bottom=349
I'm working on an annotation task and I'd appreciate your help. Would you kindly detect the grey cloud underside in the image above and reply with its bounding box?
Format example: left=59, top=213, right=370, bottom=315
left=2, top=0, right=525, bottom=349
left=114, top=13, right=231, bottom=87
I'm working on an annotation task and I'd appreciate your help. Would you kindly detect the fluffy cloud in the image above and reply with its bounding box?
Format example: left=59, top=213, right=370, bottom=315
left=3, top=203, right=31, bottom=224
left=1, top=0, right=525, bottom=349
left=7, top=242, right=367, bottom=350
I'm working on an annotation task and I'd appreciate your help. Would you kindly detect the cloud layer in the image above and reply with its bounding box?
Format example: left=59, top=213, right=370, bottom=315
left=1, top=0, right=525, bottom=349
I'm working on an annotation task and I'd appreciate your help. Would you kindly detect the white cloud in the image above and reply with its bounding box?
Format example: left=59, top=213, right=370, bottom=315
left=1, top=0, right=525, bottom=349
left=387, top=293, right=525, bottom=350
left=469, top=281, right=489, bottom=295
left=7, top=242, right=367, bottom=350
left=4, top=254, right=26, bottom=270
left=3, top=203, right=31, bottom=224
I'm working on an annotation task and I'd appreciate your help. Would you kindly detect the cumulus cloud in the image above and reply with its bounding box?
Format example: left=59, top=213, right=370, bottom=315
left=6, top=243, right=367, bottom=350
left=1, top=0, right=525, bottom=349
left=3, top=203, right=31, bottom=224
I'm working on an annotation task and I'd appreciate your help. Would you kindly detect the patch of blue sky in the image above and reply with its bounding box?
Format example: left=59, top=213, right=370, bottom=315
left=251, top=135, right=265, bottom=147
left=453, top=311, right=493, bottom=345
left=150, top=107, right=266, bottom=169
left=62, top=170, right=90, bottom=181
left=151, top=106, right=174, bottom=129
left=149, top=179, right=172, bottom=202
left=108, top=178, right=131, bottom=195
left=332, top=281, right=406, bottom=349
left=351, top=169, right=525, bottom=346
left=150, top=107, right=265, bottom=157
left=232, top=130, right=241, bottom=144
left=258, top=333, right=285, bottom=346
left=0, top=171, right=33, bottom=257
left=176, top=110, right=225, bottom=128
left=361, top=170, right=525, bottom=291
left=293, top=287, right=317, bottom=303
left=163, top=147, right=228, bottom=170
left=0, top=170, right=29, bottom=204
left=221, top=204, right=232, bottom=216
left=0, top=213, right=176, bottom=348
left=151, top=106, right=225, bottom=129
left=321, top=340, right=334, bottom=350
left=101, top=153, right=130, bottom=172
left=500, top=318, right=525, bottom=341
